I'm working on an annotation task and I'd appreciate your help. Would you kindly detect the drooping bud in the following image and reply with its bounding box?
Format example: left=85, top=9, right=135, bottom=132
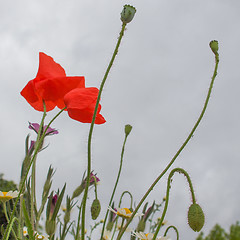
left=188, top=203, right=205, bottom=232
left=121, top=5, right=136, bottom=24
left=209, top=40, right=219, bottom=55
left=91, top=198, right=101, bottom=220
left=125, top=124, right=133, bottom=137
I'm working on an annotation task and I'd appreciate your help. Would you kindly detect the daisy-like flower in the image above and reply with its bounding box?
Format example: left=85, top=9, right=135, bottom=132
left=23, top=226, right=28, bottom=236
left=23, top=227, right=49, bottom=240
left=108, top=206, right=143, bottom=219
left=0, top=191, right=19, bottom=202
left=35, top=233, right=49, bottom=240
left=132, top=231, right=170, bottom=240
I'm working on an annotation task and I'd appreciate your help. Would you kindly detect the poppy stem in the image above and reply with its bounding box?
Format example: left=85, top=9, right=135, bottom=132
left=100, top=128, right=131, bottom=239
left=152, top=168, right=196, bottom=240
left=81, top=22, right=127, bottom=240
left=116, top=43, right=220, bottom=240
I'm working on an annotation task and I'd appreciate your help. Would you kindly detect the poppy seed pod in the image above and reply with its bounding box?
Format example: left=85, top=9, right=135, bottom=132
left=91, top=198, right=101, bottom=220
left=188, top=203, right=205, bottom=232
left=209, top=40, right=219, bottom=55
left=121, top=5, right=136, bottom=24
left=125, top=124, right=132, bottom=136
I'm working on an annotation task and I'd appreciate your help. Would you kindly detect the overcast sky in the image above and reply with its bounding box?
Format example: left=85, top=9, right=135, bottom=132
left=1, top=0, right=240, bottom=239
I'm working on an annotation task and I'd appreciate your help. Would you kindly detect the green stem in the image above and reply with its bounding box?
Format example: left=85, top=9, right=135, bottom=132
left=3, top=202, right=10, bottom=223
left=81, top=23, right=127, bottom=240
left=30, top=101, right=48, bottom=230
left=3, top=203, right=18, bottom=240
left=2, top=106, right=65, bottom=240
left=116, top=45, right=220, bottom=240
left=75, top=203, right=83, bottom=240
left=164, top=225, right=179, bottom=240
left=118, top=191, right=133, bottom=208
left=100, top=133, right=129, bottom=239
left=152, top=168, right=195, bottom=240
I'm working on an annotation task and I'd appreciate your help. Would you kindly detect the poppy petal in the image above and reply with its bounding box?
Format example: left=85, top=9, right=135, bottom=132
left=64, top=88, right=106, bottom=124
left=36, top=52, right=66, bottom=80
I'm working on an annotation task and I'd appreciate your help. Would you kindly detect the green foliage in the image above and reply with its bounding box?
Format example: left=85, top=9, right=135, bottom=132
left=196, top=222, right=240, bottom=240
left=0, top=174, right=17, bottom=240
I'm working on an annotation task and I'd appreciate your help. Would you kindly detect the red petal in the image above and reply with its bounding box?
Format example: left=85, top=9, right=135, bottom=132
left=67, top=108, right=106, bottom=124
left=64, top=88, right=99, bottom=110
left=64, top=88, right=106, bottom=124
left=35, top=76, right=85, bottom=101
left=36, top=52, right=66, bottom=80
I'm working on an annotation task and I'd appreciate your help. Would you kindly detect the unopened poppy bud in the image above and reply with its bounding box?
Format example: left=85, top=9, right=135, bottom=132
left=45, top=219, right=56, bottom=236
left=188, top=203, right=205, bottom=232
left=125, top=124, right=132, bottom=136
left=91, top=198, right=101, bottom=220
left=209, top=40, right=219, bottom=55
left=121, top=5, right=136, bottom=24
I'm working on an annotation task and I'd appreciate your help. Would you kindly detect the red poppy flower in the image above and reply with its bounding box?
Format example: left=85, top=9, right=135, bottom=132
left=64, top=88, right=106, bottom=124
left=20, top=52, right=85, bottom=111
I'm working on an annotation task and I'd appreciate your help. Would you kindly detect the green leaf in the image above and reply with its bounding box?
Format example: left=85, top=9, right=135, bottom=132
left=22, top=199, right=35, bottom=240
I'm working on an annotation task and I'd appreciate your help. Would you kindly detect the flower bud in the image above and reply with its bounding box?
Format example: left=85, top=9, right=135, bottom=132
left=71, top=184, right=84, bottom=199
left=45, top=219, right=56, bottom=236
left=91, top=198, right=101, bottom=220
left=106, top=221, right=114, bottom=231
left=64, top=210, right=71, bottom=224
left=121, top=5, right=136, bottom=24
left=209, top=40, right=219, bottom=55
left=125, top=124, right=132, bottom=136
left=188, top=203, right=205, bottom=232
left=136, top=219, right=146, bottom=232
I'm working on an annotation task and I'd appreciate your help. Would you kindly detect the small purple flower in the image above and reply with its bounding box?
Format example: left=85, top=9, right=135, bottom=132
left=50, top=194, right=58, bottom=216
left=28, top=122, right=59, bottom=136
left=89, top=172, right=100, bottom=185
left=28, top=140, right=35, bottom=154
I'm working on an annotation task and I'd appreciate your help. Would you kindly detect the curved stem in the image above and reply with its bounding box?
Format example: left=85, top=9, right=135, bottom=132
left=81, top=23, right=127, bottom=240
left=164, top=225, right=179, bottom=240
left=152, top=168, right=195, bottom=240
left=116, top=45, right=219, bottom=240
left=118, top=191, right=133, bottom=209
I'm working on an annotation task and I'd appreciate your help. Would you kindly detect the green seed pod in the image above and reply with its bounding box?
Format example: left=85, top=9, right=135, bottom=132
left=209, top=40, right=219, bottom=55
left=125, top=124, right=133, bottom=136
left=121, top=5, right=136, bottom=24
left=188, top=203, right=205, bottom=232
left=91, top=198, right=101, bottom=220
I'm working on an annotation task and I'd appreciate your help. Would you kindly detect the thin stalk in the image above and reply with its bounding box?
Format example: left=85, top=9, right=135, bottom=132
left=100, top=133, right=129, bottom=239
left=81, top=23, right=126, bottom=240
left=3, top=203, right=18, bottom=240
left=116, top=45, right=220, bottom=240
